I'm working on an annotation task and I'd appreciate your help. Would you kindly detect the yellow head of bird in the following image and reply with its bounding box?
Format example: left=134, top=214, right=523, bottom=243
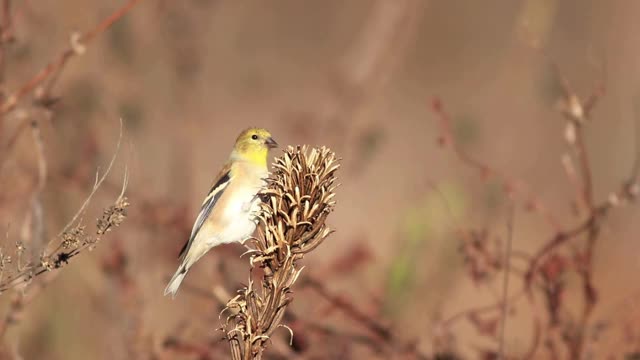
left=232, top=127, right=278, bottom=166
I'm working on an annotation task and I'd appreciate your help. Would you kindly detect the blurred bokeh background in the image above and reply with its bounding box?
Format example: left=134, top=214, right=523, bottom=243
left=1, top=0, right=639, bottom=359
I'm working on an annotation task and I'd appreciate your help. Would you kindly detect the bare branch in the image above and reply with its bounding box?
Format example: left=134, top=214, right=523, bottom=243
left=0, top=0, right=143, bottom=116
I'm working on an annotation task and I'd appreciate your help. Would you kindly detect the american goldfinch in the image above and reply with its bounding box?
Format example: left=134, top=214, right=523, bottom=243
left=164, top=128, right=278, bottom=297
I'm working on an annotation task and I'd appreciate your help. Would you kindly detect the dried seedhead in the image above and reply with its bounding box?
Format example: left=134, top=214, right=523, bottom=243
left=0, top=192, right=130, bottom=292
left=459, top=229, right=503, bottom=286
left=223, top=146, right=339, bottom=360
left=0, top=123, right=129, bottom=292
left=61, top=225, right=85, bottom=249
left=97, top=197, right=129, bottom=236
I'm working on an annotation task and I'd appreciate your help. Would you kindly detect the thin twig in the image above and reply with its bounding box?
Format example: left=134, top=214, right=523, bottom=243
left=439, top=284, right=527, bottom=332
left=56, top=119, right=124, bottom=241
left=303, top=275, right=429, bottom=359
left=499, top=204, right=515, bottom=359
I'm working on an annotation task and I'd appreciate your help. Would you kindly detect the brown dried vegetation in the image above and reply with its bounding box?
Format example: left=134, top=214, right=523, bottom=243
left=223, top=146, right=339, bottom=359
left=0, top=1, right=639, bottom=360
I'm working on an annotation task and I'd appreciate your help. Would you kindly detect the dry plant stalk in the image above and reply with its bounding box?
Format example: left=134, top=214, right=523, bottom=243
left=222, top=146, right=339, bottom=360
left=0, top=125, right=130, bottom=293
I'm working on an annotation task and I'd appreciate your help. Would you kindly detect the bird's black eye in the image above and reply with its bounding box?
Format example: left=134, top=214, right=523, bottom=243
left=251, top=134, right=258, bottom=140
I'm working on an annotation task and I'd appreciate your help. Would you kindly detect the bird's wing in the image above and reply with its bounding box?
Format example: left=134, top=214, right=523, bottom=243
left=178, top=162, right=232, bottom=261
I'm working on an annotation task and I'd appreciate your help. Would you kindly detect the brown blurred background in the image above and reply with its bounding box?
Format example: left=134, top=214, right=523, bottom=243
left=0, top=0, right=639, bottom=359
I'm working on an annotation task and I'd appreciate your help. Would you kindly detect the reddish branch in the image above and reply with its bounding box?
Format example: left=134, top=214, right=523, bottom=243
left=303, top=276, right=429, bottom=359
left=0, top=0, right=142, bottom=176
left=552, top=62, right=605, bottom=211
left=524, top=64, right=634, bottom=294
left=431, top=97, right=562, bottom=231
left=304, top=276, right=391, bottom=341
left=432, top=62, right=638, bottom=359
left=0, top=0, right=144, bottom=116
left=498, top=206, right=515, bottom=356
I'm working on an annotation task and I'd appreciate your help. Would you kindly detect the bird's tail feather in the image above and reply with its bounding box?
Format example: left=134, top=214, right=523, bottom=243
left=164, top=266, right=188, bottom=298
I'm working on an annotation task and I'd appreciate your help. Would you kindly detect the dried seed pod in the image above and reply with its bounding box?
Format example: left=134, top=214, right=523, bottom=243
left=223, top=146, right=339, bottom=359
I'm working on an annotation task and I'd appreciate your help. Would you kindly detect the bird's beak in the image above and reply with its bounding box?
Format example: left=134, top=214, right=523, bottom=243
left=265, top=137, right=278, bottom=149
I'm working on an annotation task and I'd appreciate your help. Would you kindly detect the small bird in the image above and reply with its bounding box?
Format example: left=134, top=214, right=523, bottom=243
left=164, top=127, right=278, bottom=297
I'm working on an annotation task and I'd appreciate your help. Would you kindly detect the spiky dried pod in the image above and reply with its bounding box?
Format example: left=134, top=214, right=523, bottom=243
left=224, top=146, right=339, bottom=360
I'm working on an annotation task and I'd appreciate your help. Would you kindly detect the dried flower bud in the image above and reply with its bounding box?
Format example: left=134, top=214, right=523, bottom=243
left=61, top=226, right=85, bottom=249
left=97, top=197, right=129, bottom=235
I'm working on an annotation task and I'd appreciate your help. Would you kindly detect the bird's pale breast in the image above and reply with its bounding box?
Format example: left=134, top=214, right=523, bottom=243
left=204, top=164, right=266, bottom=246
